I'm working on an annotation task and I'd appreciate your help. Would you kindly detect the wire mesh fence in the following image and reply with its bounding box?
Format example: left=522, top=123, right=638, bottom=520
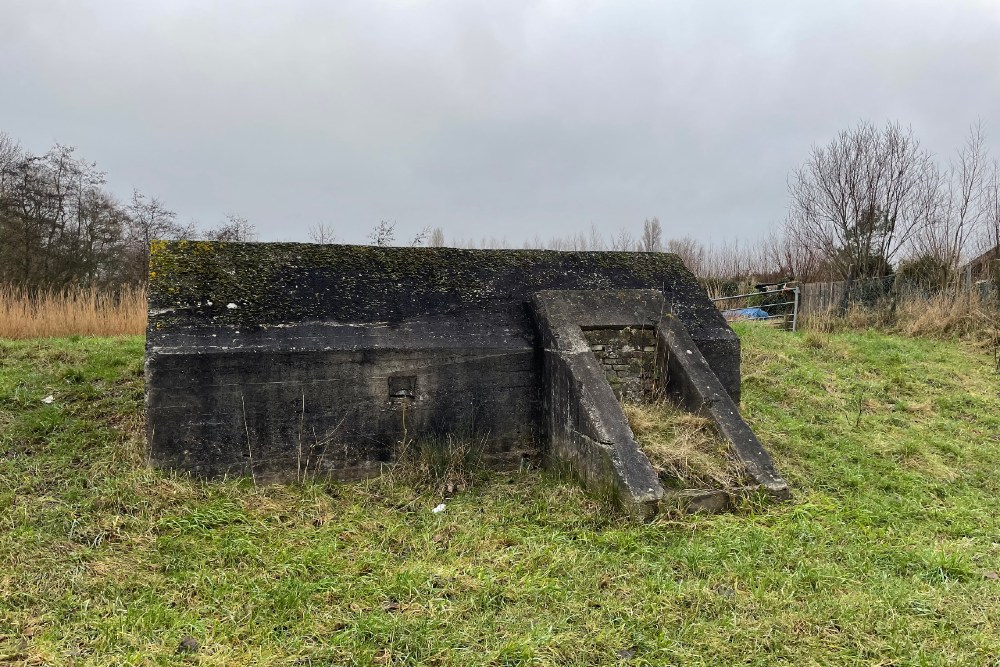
left=799, top=273, right=1000, bottom=319
left=710, top=271, right=999, bottom=335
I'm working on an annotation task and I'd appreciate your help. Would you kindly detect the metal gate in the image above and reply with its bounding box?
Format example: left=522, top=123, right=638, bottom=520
left=710, top=284, right=800, bottom=332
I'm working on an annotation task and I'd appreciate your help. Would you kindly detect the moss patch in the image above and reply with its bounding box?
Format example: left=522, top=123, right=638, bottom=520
left=148, top=243, right=699, bottom=329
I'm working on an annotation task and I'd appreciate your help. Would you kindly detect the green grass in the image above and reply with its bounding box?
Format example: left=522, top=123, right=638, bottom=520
left=1, top=327, right=998, bottom=665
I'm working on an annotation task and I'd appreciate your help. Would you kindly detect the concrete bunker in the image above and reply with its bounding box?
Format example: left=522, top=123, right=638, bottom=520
left=146, top=242, right=786, bottom=516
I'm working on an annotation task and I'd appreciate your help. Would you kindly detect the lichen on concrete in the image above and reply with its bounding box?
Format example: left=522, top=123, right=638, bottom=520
left=148, top=242, right=709, bottom=331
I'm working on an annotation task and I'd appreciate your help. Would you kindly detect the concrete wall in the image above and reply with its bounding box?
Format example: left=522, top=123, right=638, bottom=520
left=147, top=346, right=538, bottom=482
left=146, top=320, right=538, bottom=481
left=532, top=290, right=668, bottom=516
left=533, top=290, right=787, bottom=516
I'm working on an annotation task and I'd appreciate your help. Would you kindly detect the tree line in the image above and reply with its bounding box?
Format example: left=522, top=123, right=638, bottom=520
left=0, top=132, right=256, bottom=290
left=436, top=122, right=1000, bottom=287
left=784, top=121, right=999, bottom=284
left=4, top=121, right=998, bottom=293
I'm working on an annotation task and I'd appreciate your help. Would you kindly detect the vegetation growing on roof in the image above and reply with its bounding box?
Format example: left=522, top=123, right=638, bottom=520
left=147, top=242, right=702, bottom=329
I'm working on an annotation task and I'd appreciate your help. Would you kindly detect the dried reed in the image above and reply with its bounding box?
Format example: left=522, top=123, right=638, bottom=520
left=0, top=284, right=147, bottom=339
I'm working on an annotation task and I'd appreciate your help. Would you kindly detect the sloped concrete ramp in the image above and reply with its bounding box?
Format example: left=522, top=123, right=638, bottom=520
left=532, top=290, right=788, bottom=518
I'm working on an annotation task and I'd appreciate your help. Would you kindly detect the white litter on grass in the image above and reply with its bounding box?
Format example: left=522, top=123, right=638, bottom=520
left=41, top=395, right=54, bottom=404
left=226, top=303, right=238, bottom=309
left=431, top=503, right=446, bottom=514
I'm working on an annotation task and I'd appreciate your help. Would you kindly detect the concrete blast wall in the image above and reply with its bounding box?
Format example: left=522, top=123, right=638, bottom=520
left=146, top=243, right=741, bottom=486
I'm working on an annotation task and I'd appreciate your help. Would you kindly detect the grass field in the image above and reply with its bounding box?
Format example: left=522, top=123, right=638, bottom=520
left=1, top=325, right=999, bottom=665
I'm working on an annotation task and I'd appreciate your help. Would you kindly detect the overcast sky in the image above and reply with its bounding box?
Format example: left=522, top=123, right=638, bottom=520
left=2, top=0, right=999, bottom=245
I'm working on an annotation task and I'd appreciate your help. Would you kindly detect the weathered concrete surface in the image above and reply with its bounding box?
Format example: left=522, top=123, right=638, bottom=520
left=147, top=242, right=739, bottom=395
left=147, top=244, right=729, bottom=482
left=657, top=315, right=790, bottom=498
left=532, top=290, right=666, bottom=517
left=146, top=319, right=538, bottom=481
left=532, top=289, right=789, bottom=514
left=672, top=489, right=731, bottom=514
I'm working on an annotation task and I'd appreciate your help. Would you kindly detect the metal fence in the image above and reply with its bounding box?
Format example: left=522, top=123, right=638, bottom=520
left=798, top=273, right=999, bottom=318
left=711, top=285, right=800, bottom=331
left=710, top=270, right=998, bottom=332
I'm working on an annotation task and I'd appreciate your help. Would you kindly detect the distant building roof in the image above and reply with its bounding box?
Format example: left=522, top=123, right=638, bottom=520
left=965, top=244, right=999, bottom=277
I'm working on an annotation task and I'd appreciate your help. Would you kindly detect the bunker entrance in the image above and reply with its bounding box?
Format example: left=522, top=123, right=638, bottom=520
left=582, top=325, right=755, bottom=502
left=533, top=289, right=789, bottom=518
left=582, top=326, right=659, bottom=402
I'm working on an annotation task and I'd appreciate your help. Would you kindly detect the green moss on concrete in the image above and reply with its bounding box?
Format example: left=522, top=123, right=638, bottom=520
left=148, top=242, right=698, bottom=330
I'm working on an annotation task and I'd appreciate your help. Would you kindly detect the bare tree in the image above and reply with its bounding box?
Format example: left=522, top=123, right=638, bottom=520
left=763, top=227, right=829, bottom=283
left=587, top=223, right=606, bottom=251
left=307, top=223, right=338, bottom=244
left=523, top=234, right=544, bottom=249
left=787, top=121, right=937, bottom=279
left=982, top=160, right=1000, bottom=257
left=0, top=132, right=25, bottom=193
left=485, top=236, right=510, bottom=248
left=700, top=238, right=769, bottom=281
left=124, top=189, right=192, bottom=283
left=665, top=236, right=706, bottom=276
left=0, top=142, right=128, bottom=287
left=410, top=225, right=432, bottom=247
left=640, top=217, right=663, bottom=252
left=564, top=231, right=589, bottom=251
left=204, top=214, right=257, bottom=242
left=945, top=123, right=988, bottom=268
left=368, top=219, right=396, bottom=246
left=609, top=228, right=636, bottom=252
left=909, top=122, right=991, bottom=274
left=429, top=227, right=446, bottom=247
left=451, top=226, right=598, bottom=251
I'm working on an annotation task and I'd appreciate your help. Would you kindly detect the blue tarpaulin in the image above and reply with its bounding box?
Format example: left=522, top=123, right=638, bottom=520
left=722, top=307, right=770, bottom=320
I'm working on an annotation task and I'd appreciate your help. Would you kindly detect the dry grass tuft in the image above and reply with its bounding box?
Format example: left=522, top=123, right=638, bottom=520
left=624, top=401, right=747, bottom=489
left=393, top=432, right=488, bottom=496
left=0, top=284, right=147, bottom=339
left=802, top=289, right=1000, bottom=348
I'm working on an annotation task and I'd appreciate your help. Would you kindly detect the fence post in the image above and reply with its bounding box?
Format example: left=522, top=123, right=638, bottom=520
left=792, top=286, right=800, bottom=332
left=838, top=266, right=855, bottom=317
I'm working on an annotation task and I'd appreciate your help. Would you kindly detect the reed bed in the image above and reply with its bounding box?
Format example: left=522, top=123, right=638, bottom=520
left=0, top=284, right=146, bottom=339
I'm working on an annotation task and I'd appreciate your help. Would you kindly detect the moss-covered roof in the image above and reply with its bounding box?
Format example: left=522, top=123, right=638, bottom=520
left=148, top=242, right=722, bottom=334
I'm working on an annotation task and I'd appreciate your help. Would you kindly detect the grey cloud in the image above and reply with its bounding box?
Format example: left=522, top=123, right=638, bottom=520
left=1, top=0, right=997, bottom=243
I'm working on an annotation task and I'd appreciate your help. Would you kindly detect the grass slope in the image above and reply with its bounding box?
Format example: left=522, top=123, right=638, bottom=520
left=1, top=327, right=998, bottom=666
